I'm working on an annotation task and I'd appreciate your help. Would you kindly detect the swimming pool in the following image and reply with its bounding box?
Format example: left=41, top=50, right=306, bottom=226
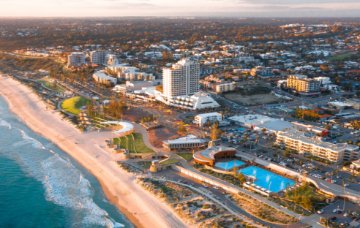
left=214, top=160, right=245, bottom=171
left=239, top=166, right=295, bottom=193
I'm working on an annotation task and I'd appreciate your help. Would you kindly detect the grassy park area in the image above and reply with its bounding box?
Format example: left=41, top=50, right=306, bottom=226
left=177, top=152, right=194, bottom=161
left=113, top=133, right=154, bottom=154
left=61, top=96, right=88, bottom=115
left=160, top=157, right=180, bottom=166
left=38, top=78, right=65, bottom=93
left=329, top=51, right=359, bottom=62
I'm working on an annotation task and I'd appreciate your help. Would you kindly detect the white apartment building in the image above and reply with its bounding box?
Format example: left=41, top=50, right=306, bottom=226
left=163, top=58, right=200, bottom=99
left=90, top=50, right=108, bottom=65
left=92, top=71, right=117, bottom=85
left=215, top=82, right=236, bottom=94
left=276, top=129, right=359, bottom=163
left=107, top=64, right=154, bottom=81
left=194, top=112, right=222, bottom=127
left=67, top=52, right=86, bottom=67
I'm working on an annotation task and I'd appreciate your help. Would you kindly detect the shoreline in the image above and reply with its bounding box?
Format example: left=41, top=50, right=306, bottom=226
left=0, top=75, right=186, bottom=228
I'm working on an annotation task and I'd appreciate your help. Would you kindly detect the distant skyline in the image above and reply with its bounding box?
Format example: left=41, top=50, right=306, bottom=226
left=0, top=0, right=360, bottom=17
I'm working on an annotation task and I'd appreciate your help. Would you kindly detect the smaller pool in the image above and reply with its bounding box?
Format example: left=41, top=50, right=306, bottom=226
left=239, top=166, right=295, bottom=193
left=214, top=160, right=245, bottom=171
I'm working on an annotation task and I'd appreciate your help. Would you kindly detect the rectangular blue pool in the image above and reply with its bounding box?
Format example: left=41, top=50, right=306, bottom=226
left=239, top=166, right=295, bottom=193
left=214, top=160, right=245, bottom=171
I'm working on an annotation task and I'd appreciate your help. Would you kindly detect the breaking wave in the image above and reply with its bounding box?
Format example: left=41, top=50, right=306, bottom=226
left=18, top=129, right=46, bottom=149
left=0, top=119, right=12, bottom=129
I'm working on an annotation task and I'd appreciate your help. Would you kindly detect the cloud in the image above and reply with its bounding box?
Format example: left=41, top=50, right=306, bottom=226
left=0, top=0, right=359, bottom=17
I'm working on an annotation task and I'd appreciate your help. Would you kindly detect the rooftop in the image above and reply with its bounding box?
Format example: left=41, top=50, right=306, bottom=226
left=163, top=135, right=208, bottom=145
left=195, top=112, right=222, bottom=119
left=193, top=145, right=237, bottom=164
left=229, top=114, right=292, bottom=132
left=277, top=128, right=348, bottom=152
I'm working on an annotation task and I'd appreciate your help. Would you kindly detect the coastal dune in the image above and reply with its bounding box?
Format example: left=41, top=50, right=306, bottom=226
left=0, top=75, right=186, bottom=228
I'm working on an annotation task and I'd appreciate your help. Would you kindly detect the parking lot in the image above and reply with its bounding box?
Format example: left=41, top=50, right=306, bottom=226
left=219, top=123, right=360, bottom=193
left=319, top=200, right=360, bottom=227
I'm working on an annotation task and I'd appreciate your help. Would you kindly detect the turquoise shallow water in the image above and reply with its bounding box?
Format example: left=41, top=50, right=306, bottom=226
left=214, top=160, right=245, bottom=171
left=0, top=96, right=132, bottom=228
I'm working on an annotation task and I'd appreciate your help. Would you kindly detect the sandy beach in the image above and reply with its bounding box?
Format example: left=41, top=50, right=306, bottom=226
left=0, top=75, right=186, bottom=228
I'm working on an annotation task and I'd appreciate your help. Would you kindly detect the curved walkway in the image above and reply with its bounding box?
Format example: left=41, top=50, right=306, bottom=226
left=133, top=123, right=163, bottom=154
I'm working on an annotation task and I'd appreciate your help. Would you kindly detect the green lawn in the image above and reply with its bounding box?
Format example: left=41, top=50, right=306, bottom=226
left=113, top=133, right=153, bottom=154
left=329, top=52, right=358, bottom=62
left=39, top=79, right=65, bottom=93
left=160, top=158, right=180, bottom=165
left=61, top=96, right=89, bottom=115
left=177, top=152, right=194, bottom=161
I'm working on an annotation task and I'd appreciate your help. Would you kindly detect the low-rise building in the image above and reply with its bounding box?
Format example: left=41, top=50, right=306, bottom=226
left=194, top=112, right=222, bottom=127
left=193, top=146, right=237, bottom=166
left=215, top=82, right=236, bottom=94
left=92, top=71, right=117, bottom=85
left=163, top=92, right=220, bottom=110
left=229, top=114, right=293, bottom=133
left=163, top=135, right=208, bottom=151
left=350, top=159, right=360, bottom=172
left=250, top=66, right=273, bottom=78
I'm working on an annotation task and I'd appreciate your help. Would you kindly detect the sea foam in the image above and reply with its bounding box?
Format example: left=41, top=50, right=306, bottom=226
left=0, top=119, right=12, bottom=129
left=18, top=129, right=46, bottom=149
left=40, top=153, right=117, bottom=227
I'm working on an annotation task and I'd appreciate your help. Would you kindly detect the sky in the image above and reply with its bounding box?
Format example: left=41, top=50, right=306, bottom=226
left=0, top=0, right=360, bottom=17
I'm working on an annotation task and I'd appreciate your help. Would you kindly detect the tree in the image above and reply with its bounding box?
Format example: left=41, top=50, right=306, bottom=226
left=162, top=51, right=173, bottom=62
left=105, top=99, right=126, bottom=119
left=350, top=120, right=360, bottom=130
left=177, top=121, right=187, bottom=136
left=155, top=85, right=163, bottom=93
left=302, top=196, right=313, bottom=211
left=237, top=173, right=246, bottom=184
left=294, top=108, right=320, bottom=121
left=210, top=122, right=222, bottom=141
left=86, top=101, right=96, bottom=118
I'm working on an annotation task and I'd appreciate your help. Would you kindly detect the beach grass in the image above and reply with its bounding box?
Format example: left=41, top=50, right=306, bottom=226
left=61, top=96, right=89, bottom=115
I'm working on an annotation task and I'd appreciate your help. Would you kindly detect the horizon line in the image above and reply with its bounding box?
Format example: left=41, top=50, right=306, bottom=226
left=1, top=16, right=360, bottom=19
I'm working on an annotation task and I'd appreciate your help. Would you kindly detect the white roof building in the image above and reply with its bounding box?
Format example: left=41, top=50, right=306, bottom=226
left=163, top=135, right=208, bottom=151
left=165, top=92, right=220, bottom=110
left=277, top=129, right=359, bottom=163
left=93, top=71, right=117, bottom=85
left=229, top=114, right=293, bottom=133
left=194, top=112, right=222, bottom=127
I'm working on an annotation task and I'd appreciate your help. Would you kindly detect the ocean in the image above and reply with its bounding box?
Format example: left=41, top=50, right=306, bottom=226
left=0, top=96, right=132, bottom=228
